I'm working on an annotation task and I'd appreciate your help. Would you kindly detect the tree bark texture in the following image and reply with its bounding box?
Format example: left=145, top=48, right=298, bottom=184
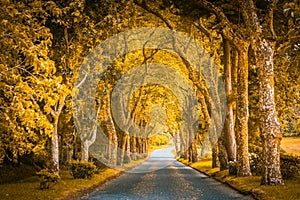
left=256, top=42, right=283, bottom=185
left=238, top=0, right=283, bottom=185
left=223, top=39, right=236, bottom=162
left=212, top=144, right=220, bottom=168
left=81, top=141, right=89, bottom=162
left=236, top=49, right=252, bottom=176
left=120, top=133, right=129, bottom=165
left=218, top=130, right=228, bottom=171
left=105, top=96, right=118, bottom=167
left=52, top=117, right=59, bottom=173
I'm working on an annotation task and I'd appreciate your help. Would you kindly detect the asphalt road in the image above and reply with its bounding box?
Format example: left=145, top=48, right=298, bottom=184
left=84, top=147, right=253, bottom=200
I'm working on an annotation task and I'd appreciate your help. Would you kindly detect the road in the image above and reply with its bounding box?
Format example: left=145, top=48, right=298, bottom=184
left=84, top=147, right=253, bottom=200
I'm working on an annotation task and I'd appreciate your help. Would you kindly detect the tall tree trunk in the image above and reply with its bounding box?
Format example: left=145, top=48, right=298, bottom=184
left=223, top=39, right=236, bottom=162
left=81, top=126, right=97, bottom=162
left=120, top=133, right=129, bottom=165
left=73, top=132, right=79, bottom=160
left=212, top=144, right=220, bottom=168
left=188, top=124, right=198, bottom=162
left=106, top=96, right=118, bottom=167
left=257, top=42, right=283, bottom=185
left=173, top=133, right=179, bottom=155
left=236, top=49, right=252, bottom=176
left=137, top=137, right=142, bottom=153
left=179, top=129, right=187, bottom=158
left=81, top=141, right=89, bottom=162
left=201, top=136, right=211, bottom=157
left=141, top=138, right=145, bottom=154
left=126, top=133, right=131, bottom=162
left=131, top=136, right=137, bottom=160
left=191, top=141, right=198, bottom=162
left=52, top=117, right=59, bottom=173
left=209, top=121, right=219, bottom=168
left=218, top=130, right=228, bottom=171
left=66, top=143, right=73, bottom=165
left=231, top=49, right=238, bottom=126
left=142, top=138, right=148, bottom=155
left=238, top=0, right=283, bottom=185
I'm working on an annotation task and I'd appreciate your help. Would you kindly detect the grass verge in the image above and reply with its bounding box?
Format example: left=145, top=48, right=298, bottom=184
left=281, top=137, right=300, bottom=156
left=177, top=157, right=300, bottom=200
left=0, top=158, right=147, bottom=200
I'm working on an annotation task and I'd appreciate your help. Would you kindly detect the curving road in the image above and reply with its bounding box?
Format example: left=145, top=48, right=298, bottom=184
left=84, top=147, right=253, bottom=200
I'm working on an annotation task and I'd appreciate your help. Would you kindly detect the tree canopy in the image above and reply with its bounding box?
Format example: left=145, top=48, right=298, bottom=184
left=1, top=0, right=299, bottom=186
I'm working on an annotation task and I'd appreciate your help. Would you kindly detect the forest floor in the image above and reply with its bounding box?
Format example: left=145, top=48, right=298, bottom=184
left=281, top=136, right=300, bottom=155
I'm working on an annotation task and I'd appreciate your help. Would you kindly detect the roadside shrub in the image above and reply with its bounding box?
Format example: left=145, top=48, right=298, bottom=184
left=89, top=156, right=107, bottom=169
left=36, top=168, right=60, bottom=190
left=124, top=154, right=131, bottom=164
left=248, top=151, right=300, bottom=179
left=228, top=161, right=237, bottom=175
left=280, top=154, right=300, bottom=179
left=249, top=152, right=264, bottom=175
left=136, top=154, right=146, bottom=160
left=249, top=144, right=263, bottom=175
left=70, top=161, right=96, bottom=179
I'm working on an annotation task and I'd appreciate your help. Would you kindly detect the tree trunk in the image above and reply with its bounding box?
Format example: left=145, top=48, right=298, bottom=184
left=126, top=133, right=131, bottom=163
left=223, top=39, right=236, bottom=162
left=137, top=137, right=142, bottom=153
left=131, top=136, right=137, bottom=160
left=236, top=49, right=251, bottom=176
left=188, top=124, right=198, bottom=162
left=106, top=96, right=118, bottom=167
left=52, top=117, right=59, bottom=173
left=231, top=49, right=238, bottom=127
left=218, top=130, right=228, bottom=171
left=179, top=130, right=187, bottom=158
left=191, top=141, right=198, bottom=162
left=141, top=138, right=145, bottom=154
left=256, top=42, right=283, bottom=185
left=81, top=141, right=89, bottom=162
left=173, top=133, right=179, bottom=155
left=200, top=136, right=211, bottom=157
left=66, top=142, right=73, bottom=165
left=209, top=122, right=219, bottom=168
left=145, top=139, right=148, bottom=154
left=120, top=133, right=129, bottom=165
left=238, top=0, right=283, bottom=185
left=236, top=49, right=252, bottom=176
left=212, top=144, right=220, bottom=168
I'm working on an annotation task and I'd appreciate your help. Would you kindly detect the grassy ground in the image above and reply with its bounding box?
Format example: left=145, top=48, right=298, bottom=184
left=177, top=157, right=300, bottom=200
left=0, top=168, right=119, bottom=200
left=0, top=144, right=171, bottom=200
left=281, top=137, right=300, bottom=156
left=0, top=158, right=147, bottom=200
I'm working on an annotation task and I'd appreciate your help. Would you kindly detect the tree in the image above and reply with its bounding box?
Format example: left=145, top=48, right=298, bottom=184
left=0, top=0, right=64, bottom=171
left=238, top=0, right=284, bottom=185
left=183, top=0, right=252, bottom=176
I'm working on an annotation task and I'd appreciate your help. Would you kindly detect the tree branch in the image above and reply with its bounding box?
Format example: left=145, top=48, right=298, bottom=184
left=193, top=22, right=212, bottom=42
left=267, top=0, right=278, bottom=40
left=192, top=0, right=245, bottom=46
left=134, top=0, right=175, bottom=30
left=75, top=72, right=87, bottom=88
